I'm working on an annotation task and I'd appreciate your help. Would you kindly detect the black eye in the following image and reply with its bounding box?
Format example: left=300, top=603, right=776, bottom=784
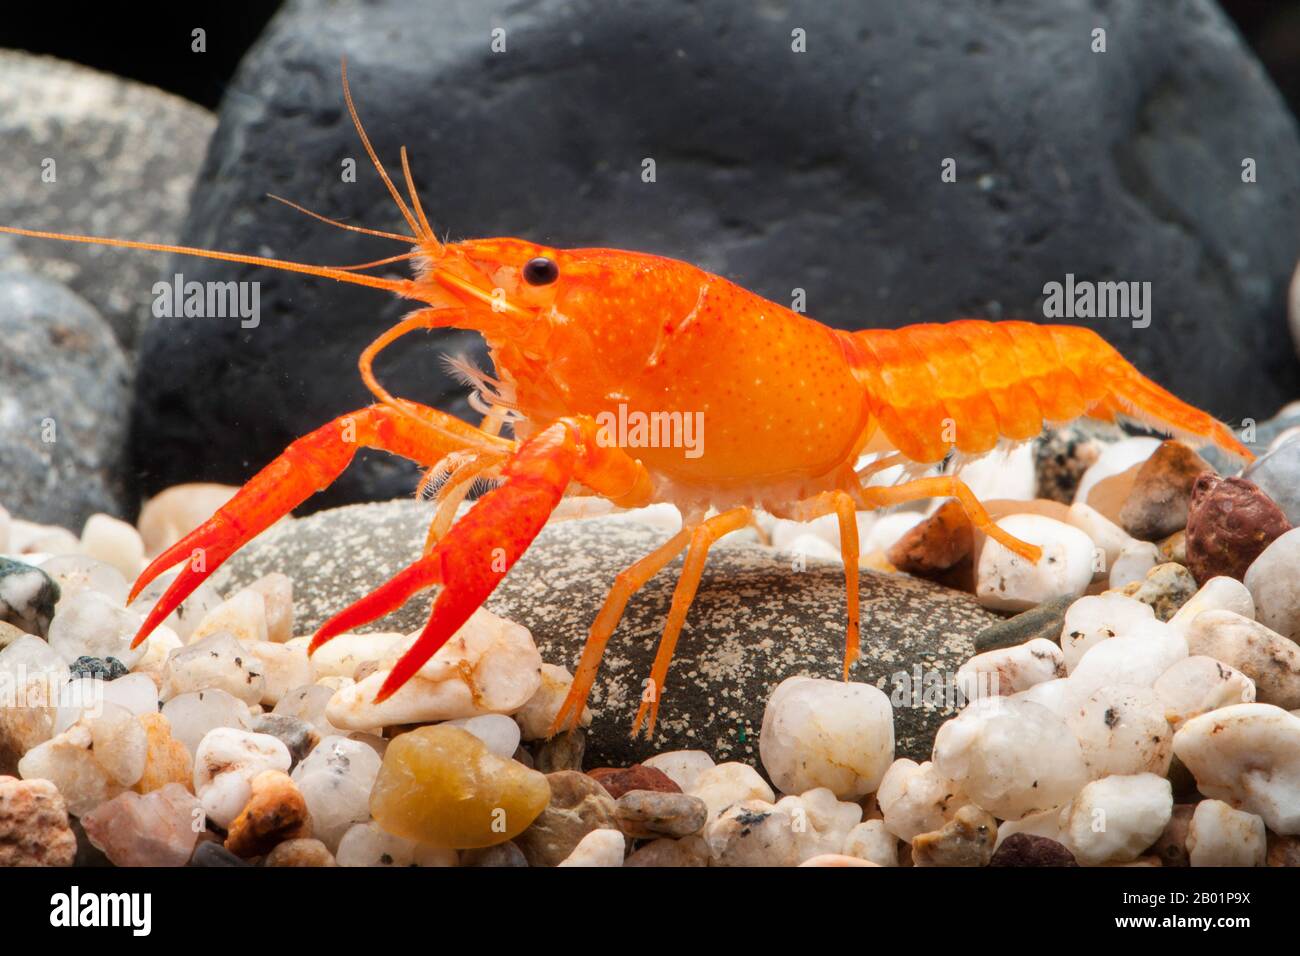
left=523, top=256, right=559, bottom=286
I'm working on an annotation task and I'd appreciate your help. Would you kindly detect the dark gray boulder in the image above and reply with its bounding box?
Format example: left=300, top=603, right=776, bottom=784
left=0, top=272, right=131, bottom=528
left=0, top=52, right=216, bottom=348
left=217, top=500, right=1002, bottom=766
left=133, top=0, right=1300, bottom=508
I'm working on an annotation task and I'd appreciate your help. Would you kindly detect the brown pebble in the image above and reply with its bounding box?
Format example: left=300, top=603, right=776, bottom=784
left=615, top=789, right=707, bottom=839
left=1119, top=441, right=1212, bottom=541
left=887, top=500, right=973, bottom=576
left=515, top=770, right=617, bottom=867
left=1266, top=832, right=1300, bottom=867
left=1149, top=804, right=1194, bottom=868
left=911, top=805, right=997, bottom=867
left=0, top=776, right=76, bottom=867
left=224, top=770, right=312, bottom=858
left=625, top=836, right=708, bottom=867
left=988, top=833, right=1078, bottom=867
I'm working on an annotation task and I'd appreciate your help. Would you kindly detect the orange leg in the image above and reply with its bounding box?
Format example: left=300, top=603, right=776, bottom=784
left=855, top=452, right=907, bottom=484
left=549, top=525, right=694, bottom=736
left=312, top=416, right=654, bottom=704
left=858, top=475, right=1043, bottom=563
left=784, top=490, right=861, bottom=679
left=127, top=401, right=507, bottom=647
left=631, top=506, right=753, bottom=740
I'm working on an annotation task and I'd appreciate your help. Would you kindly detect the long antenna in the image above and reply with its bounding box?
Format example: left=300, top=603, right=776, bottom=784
left=0, top=224, right=416, bottom=297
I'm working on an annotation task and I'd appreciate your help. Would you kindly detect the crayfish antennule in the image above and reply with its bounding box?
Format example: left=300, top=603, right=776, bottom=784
left=265, top=193, right=417, bottom=244
left=399, top=146, right=439, bottom=251
left=339, top=57, right=427, bottom=242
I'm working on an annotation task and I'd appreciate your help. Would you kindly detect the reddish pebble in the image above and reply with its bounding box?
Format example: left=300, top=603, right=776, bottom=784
left=988, top=833, right=1078, bottom=867
left=1185, top=475, right=1291, bottom=583
left=587, top=764, right=680, bottom=798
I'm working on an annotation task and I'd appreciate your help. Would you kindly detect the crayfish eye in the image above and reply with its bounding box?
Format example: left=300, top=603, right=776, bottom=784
left=523, top=256, right=559, bottom=286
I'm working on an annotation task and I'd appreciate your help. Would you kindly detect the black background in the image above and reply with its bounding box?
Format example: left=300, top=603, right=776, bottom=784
left=4, top=2, right=1295, bottom=116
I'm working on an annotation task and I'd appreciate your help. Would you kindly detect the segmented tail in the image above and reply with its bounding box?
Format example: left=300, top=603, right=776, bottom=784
left=848, top=320, right=1252, bottom=466
left=1077, top=333, right=1252, bottom=464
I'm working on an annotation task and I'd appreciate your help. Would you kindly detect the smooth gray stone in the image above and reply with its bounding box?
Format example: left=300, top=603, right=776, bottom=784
left=0, top=51, right=215, bottom=348
left=0, top=273, right=130, bottom=527
left=218, top=500, right=1003, bottom=765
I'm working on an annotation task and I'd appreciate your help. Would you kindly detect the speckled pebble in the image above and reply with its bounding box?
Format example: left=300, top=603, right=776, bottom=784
left=975, top=514, right=1096, bottom=613
left=759, top=676, right=894, bottom=799
left=0, top=557, right=58, bottom=637
left=1185, top=610, right=1300, bottom=709
left=263, top=837, right=337, bottom=867
left=932, top=697, right=1087, bottom=821
left=1244, top=527, right=1300, bottom=642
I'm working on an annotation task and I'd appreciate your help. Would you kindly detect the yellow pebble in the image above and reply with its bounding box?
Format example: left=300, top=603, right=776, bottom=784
left=370, top=725, right=550, bottom=849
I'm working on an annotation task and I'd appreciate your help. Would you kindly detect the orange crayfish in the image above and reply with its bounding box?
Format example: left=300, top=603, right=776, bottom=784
left=0, top=66, right=1252, bottom=739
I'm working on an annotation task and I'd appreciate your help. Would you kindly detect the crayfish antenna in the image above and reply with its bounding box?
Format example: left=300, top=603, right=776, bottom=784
left=0, top=224, right=417, bottom=297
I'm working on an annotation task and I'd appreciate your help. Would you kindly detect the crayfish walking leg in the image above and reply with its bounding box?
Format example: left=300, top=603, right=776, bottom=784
left=630, top=506, right=753, bottom=740
left=549, top=526, right=694, bottom=736
left=780, top=490, right=862, bottom=680
left=859, top=476, right=1043, bottom=564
